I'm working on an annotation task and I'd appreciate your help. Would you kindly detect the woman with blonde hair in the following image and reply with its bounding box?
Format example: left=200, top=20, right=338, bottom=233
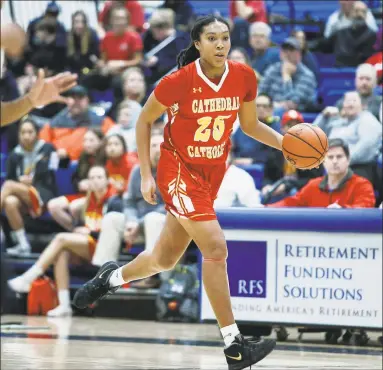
left=67, top=10, right=100, bottom=78
left=8, top=165, right=123, bottom=317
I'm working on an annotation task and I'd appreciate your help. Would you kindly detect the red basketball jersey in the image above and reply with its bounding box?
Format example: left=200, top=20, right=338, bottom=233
left=154, top=60, right=258, bottom=165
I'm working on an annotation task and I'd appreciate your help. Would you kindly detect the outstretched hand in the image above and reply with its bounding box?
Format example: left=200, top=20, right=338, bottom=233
left=27, top=69, right=78, bottom=108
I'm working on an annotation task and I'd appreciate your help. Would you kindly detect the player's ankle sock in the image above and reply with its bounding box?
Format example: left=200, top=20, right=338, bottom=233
left=221, top=323, right=240, bottom=347
left=58, top=289, right=71, bottom=308
left=14, top=228, right=30, bottom=250
left=22, top=264, right=43, bottom=284
left=108, top=267, right=126, bottom=288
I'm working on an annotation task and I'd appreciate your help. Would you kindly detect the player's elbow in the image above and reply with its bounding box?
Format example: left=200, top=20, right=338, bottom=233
left=240, top=120, right=258, bottom=136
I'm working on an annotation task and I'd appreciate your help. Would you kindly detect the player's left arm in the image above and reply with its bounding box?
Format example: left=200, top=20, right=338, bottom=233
left=238, top=99, right=283, bottom=151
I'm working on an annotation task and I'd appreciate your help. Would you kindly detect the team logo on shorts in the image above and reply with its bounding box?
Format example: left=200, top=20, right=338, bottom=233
left=168, top=178, right=195, bottom=215
left=227, top=241, right=267, bottom=298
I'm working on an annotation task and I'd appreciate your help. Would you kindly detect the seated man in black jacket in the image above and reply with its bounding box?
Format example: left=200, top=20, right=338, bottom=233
left=311, top=1, right=376, bottom=67
left=261, top=110, right=323, bottom=202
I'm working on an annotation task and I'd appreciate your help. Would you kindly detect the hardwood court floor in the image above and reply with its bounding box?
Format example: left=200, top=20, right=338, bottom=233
left=1, top=315, right=382, bottom=369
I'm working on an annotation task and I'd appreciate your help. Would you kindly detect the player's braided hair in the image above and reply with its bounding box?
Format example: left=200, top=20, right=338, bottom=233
left=176, top=15, right=230, bottom=69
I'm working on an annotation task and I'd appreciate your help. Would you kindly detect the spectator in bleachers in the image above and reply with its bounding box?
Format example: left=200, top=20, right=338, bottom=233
left=98, top=0, right=145, bottom=36
left=108, top=66, right=146, bottom=121
left=25, top=17, right=67, bottom=74
left=259, top=37, right=317, bottom=112
left=315, top=1, right=377, bottom=67
left=160, top=0, right=195, bottom=32
left=228, top=47, right=260, bottom=81
left=261, top=110, right=323, bottom=202
left=248, top=22, right=279, bottom=76
left=8, top=165, right=123, bottom=317
left=314, top=91, right=382, bottom=185
left=66, top=11, right=100, bottom=79
left=290, top=29, right=319, bottom=82
left=232, top=93, right=279, bottom=164
left=324, top=0, right=378, bottom=38
left=268, top=138, right=375, bottom=208
left=104, top=134, right=138, bottom=195
left=230, top=0, right=267, bottom=24
left=107, top=99, right=142, bottom=152
left=47, top=129, right=105, bottom=232
left=85, top=131, right=165, bottom=289
left=83, top=6, right=143, bottom=92
left=1, top=118, right=58, bottom=257
left=39, top=85, right=114, bottom=161
left=142, top=9, right=190, bottom=85
left=100, top=6, right=143, bottom=73
left=26, top=1, right=66, bottom=50
left=214, top=151, right=262, bottom=208
left=336, top=64, right=382, bottom=120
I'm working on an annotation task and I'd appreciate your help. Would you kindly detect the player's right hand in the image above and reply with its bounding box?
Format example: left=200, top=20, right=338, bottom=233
left=141, top=176, right=157, bottom=205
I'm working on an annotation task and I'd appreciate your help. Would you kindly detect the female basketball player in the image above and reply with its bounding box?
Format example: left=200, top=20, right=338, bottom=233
left=74, top=15, right=283, bottom=370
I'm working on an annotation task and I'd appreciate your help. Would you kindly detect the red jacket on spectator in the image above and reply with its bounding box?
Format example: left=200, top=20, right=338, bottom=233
left=230, top=0, right=267, bottom=23
left=98, top=0, right=145, bottom=33
left=268, top=171, right=375, bottom=208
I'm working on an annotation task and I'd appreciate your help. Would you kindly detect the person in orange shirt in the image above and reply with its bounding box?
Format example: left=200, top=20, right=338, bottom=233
left=8, top=165, right=123, bottom=317
left=39, top=86, right=114, bottom=160
left=104, top=133, right=138, bottom=194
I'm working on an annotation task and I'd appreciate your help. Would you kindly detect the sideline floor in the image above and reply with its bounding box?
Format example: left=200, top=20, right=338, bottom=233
left=1, top=315, right=382, bottom=369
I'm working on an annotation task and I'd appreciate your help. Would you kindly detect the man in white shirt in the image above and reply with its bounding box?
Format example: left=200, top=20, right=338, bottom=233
left=214, top=152, right=263, bottom=208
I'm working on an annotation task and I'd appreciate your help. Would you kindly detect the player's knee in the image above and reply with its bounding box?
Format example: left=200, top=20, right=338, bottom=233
left=3, top=195, right=20, bottom=210
left=202, top=239, right=228, bottom=261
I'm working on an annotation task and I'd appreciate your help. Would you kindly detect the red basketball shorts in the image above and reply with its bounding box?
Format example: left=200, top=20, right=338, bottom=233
left=157, top=149, right=227, bottom=221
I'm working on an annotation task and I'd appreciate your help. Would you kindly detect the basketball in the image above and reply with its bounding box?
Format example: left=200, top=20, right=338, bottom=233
left=282, top=123, right=328, bottom=169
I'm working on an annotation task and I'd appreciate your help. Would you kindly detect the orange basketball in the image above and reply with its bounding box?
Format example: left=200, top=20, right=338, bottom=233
left=282, top=123, right=328, bottom=170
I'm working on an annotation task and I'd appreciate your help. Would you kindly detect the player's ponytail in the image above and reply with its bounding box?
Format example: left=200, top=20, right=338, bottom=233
left=176, top=15, right=230, bottom=69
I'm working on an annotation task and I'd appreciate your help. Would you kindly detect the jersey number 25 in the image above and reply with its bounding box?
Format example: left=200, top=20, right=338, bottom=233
left=194, top=115, right=232, bottom=143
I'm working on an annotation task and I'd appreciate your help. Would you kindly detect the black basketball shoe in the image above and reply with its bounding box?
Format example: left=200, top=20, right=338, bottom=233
left=224, top=334, right=276, bottom=370
left=73, top=261, right=120, bottom=309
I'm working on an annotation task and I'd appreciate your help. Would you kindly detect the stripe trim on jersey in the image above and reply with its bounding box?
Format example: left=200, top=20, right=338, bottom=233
left=195, top=58, right=229, bottom=93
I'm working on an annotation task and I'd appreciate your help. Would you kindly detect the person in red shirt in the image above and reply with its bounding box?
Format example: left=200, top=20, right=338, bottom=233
left=100, top=6, right=143, bottom=72
left=230, top=0, right=268, bottom=23
left=104, top=133, right=138, bottom=194
left=98, top=0, right=144, bottom=35
left=74, top=15, right=283, bottom=369
left=8, top=166, right=123, bottom=317
left=268, top=138, right=376, bottom=208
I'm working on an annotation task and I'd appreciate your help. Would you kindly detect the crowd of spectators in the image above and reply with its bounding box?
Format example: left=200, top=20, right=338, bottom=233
left=1, top=0, right=382, bottom=307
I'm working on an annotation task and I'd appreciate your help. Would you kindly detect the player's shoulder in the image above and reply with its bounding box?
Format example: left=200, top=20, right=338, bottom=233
left=228, top=60, right=256, bottom=77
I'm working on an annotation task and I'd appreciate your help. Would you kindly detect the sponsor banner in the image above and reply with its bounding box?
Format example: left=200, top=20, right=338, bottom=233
left=200, top=230, right=383, bottom=329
